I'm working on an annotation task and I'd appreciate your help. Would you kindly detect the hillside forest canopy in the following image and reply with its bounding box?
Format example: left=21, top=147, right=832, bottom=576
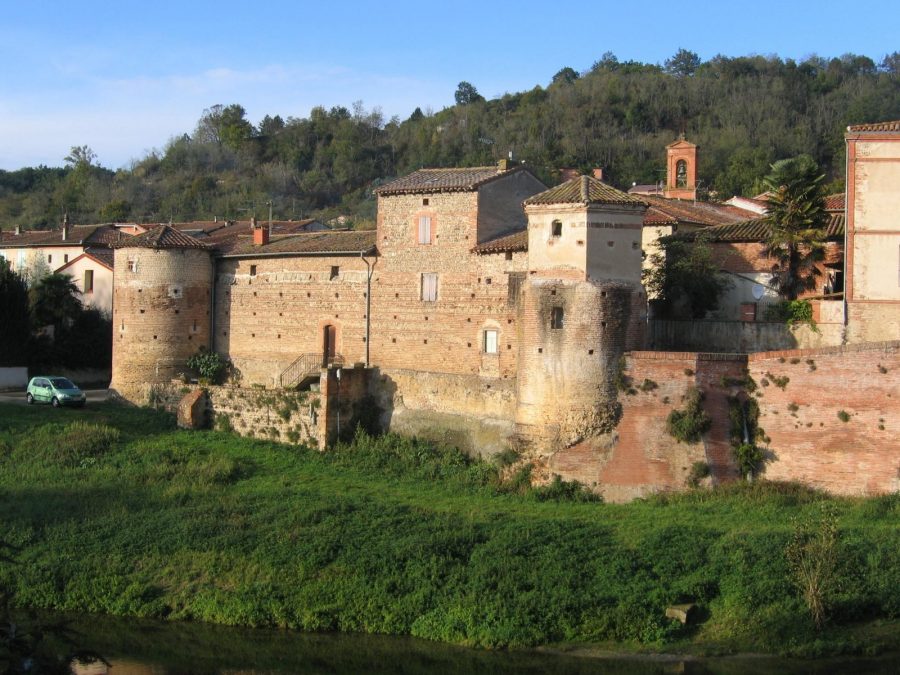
left=2, top=50, right=900, bottom=231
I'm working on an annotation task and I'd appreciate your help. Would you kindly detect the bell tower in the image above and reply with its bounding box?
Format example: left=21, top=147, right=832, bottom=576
left=664, top=135, right=698, bottom=200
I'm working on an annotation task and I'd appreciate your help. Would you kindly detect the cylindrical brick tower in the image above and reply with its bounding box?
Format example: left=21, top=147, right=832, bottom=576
left=110, top=225, right=213, bottom=402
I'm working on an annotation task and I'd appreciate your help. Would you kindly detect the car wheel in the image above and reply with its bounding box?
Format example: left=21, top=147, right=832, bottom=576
left=26, top=393, right=34, bottom=405
left=51, top=397, right=60, bottom=408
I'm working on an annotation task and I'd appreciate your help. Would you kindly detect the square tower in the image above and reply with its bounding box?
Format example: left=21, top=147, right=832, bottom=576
left=664, top=136, right=698, bottom=200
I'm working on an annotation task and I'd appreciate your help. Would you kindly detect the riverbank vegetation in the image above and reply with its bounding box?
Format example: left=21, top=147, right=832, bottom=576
left=0, top=403, right=897, bottom=657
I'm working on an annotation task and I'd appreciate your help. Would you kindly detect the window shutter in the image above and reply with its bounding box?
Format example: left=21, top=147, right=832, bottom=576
left=422, top=273, right=437, bottom=301
left=418, top=216, right=431, bottom=244
left=484, top=329, right=498, bottom=354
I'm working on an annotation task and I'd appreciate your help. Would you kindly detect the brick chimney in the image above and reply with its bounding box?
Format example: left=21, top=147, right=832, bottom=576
left=592, top=168, right=604, bottom=181
left=252, top=223, right=269, bottom=246
left=62, top=212, right=70, bottom=241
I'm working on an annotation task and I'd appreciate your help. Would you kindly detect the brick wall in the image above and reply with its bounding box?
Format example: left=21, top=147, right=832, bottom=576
left=111, top=248, right=212, bottom=400
left=748, top=341, right=900, bottom=494
left=549, top=352, right=742, bottom=502
left=214, top=255, right=370, bottom=387
left=551, top=343, right=900, bottom=501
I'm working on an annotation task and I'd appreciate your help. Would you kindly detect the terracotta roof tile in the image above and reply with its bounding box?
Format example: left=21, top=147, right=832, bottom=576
left=847, top=120, right=900, bottom=132
left=375, top=166, right=523, bottom=195
left=676, top=213, right=844, bottom=243
left=219, top=230, right=376, bottom=257
left=115, top=224, right=210, bottom=250
left=472, top=230, right=528, bottom=254
left=0, top=224, right=126, bottom=248
left=643, top=206, right=679, bottom=226
left=525, top=175, right=646, bottom=207
left=642, top=196, right=757, bottom=227
left=824, top=193, right=845, bottom=211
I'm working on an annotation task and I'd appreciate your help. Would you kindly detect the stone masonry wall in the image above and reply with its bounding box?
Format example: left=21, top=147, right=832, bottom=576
left=147, top=382, right=323, bottom=447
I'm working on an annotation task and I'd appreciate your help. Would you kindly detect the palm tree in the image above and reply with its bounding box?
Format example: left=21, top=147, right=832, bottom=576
left=29, top=273, right=82, bottom=338
left=762, top=156, right=828, bottom=300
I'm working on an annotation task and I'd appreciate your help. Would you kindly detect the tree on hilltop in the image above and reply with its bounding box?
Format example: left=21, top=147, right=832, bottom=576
left=454, top=81, right=484, bottom=105
left=665, top=48, right=702, bottom=77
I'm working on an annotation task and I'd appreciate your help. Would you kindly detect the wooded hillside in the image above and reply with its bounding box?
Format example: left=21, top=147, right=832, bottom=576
left=3, top=51, right=900, bottom=230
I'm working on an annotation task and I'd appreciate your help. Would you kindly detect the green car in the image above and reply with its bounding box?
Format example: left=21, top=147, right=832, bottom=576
left=26, top=376, right=86, bottom=408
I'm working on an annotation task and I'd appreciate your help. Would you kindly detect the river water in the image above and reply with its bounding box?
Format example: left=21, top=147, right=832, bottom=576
left=32, top=612, right=900, bottom=675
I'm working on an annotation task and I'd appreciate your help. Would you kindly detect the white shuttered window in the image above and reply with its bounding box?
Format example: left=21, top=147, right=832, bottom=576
left=483, top=329, right=498, bottom=354
left=418, top=216, right=432, bottom=244
left=421, top=273, right=438, bottom=302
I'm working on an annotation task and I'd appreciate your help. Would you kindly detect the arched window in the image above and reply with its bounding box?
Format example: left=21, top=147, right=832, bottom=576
left=676, top=159, right=688, bottom=188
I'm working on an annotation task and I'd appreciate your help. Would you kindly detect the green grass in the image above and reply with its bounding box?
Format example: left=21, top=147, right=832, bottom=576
left=0, top=402, right=898, bottom=657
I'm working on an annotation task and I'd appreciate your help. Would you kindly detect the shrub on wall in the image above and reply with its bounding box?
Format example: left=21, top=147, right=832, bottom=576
left=666, top=387, right=711, bottom=443
left=187, top=348, right=230, bottom=384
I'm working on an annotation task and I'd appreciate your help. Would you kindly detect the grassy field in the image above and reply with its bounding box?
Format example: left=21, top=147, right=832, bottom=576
left=0, top=402, right=898, bottom=657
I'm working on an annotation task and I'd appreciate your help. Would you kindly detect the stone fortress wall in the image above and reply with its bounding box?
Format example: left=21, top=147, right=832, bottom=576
left=109, top=155, right=900, bottom=501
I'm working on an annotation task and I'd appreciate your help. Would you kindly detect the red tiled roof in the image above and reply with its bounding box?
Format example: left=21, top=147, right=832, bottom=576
left=115, top=224, right=210, bottom=250
left=375, top=166, right=526, bottom=195
left=472, top=230, right=528, bottom=254
left=643, top=206, right=679, bottom=226
left=218, top=230, right=376, bottom=257
left=847, top=120, right=900, bottom=132
left=824, top=193, right=845, bottom=211
left=675, top=213, right=844, bottom=243
left=55, top=248, right=115, bottom=272
left=0, top=224, right=127, bottom=248
left=525, top=175, right=646, bottom=207
left=642, top=196, right=757, bottom=228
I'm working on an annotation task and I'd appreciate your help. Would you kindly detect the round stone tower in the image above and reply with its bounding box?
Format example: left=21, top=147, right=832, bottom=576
left=516, top=175, right=647, bottom=452
left=110, top=225, right=213, bottom=402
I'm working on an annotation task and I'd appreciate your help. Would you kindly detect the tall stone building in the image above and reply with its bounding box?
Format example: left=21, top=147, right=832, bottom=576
left=111, top=162, right=649, bottom=457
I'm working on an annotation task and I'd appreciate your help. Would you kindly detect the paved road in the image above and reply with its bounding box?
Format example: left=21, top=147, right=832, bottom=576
left=0, top=389, right=110, bottom=405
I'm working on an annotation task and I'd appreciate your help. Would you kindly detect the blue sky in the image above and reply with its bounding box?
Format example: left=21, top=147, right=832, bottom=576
left=2, top=0, right=898, bottom=170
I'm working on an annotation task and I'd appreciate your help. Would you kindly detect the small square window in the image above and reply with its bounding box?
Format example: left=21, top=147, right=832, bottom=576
left=422, top=198, right=429, bottom=206
left=483, top=329, right=498, bottom=354
left=551, top=307, right=564, bottom=330
left=551, top=220, right=562, bottom=237
left=250, top=264, right=257, bottom=277
left=330, top=265, right=340, bottom=280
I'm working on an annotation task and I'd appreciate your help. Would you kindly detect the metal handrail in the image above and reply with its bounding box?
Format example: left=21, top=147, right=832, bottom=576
left=278, top=352, right=344, bottom=389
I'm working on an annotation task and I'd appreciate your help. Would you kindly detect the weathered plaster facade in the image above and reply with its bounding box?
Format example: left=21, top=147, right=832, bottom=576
left=846, top=122, right=900, bottom=342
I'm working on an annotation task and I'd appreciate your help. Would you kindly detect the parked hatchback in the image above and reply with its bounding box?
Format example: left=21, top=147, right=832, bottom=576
left=26, top=376, right=86, bottom=408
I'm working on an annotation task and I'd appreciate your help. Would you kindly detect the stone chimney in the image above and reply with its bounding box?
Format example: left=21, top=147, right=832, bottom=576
left=497, top=158, right=518, bottom=172
left=15, top=225, right=21, bottom=236
left=249, top=216, right=257, bottom=231
left=252, top=222, right=269, bottom=246
left=62, top=212, right=70, bottom=241
left=592, top=168, right=604, bottom=181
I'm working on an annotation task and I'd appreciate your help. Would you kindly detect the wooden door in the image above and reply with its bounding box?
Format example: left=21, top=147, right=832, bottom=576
left=323, top=325, right=336, bottom=366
